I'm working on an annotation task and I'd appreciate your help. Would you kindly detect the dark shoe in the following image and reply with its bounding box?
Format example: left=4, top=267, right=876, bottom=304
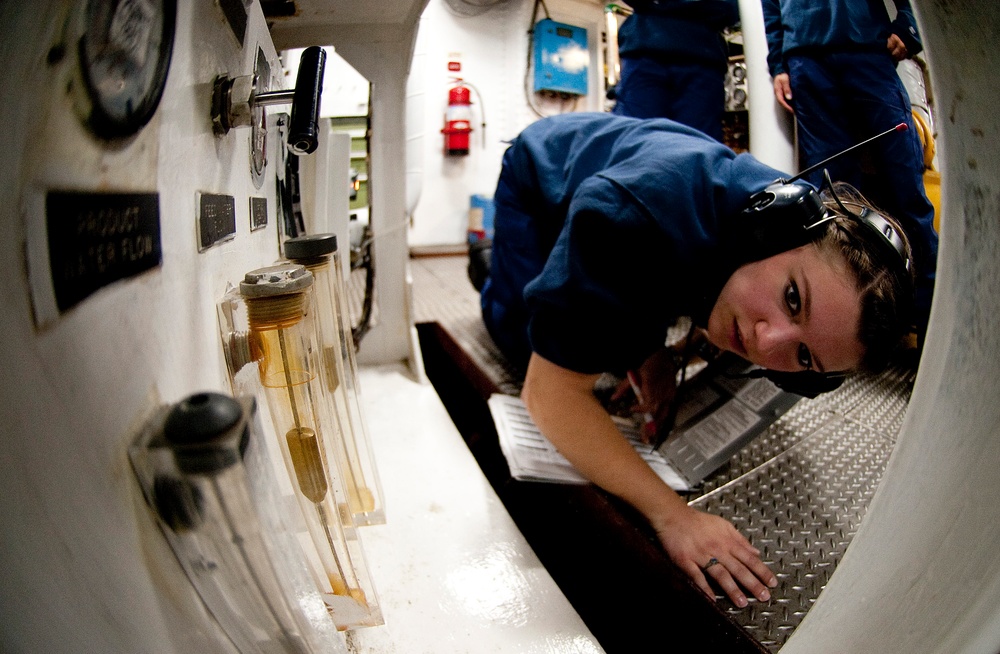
left=467, top=238, right=492, bottom=292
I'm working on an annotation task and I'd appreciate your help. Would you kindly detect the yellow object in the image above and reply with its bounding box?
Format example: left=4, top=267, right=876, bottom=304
left=925, top=169, right=941, bottom=233
left=911, top=110, right=937, bottom=170
left=912, top=111, right=941, bottom=232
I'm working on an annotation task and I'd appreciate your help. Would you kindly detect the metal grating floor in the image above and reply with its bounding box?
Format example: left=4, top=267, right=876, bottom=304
left=410, top=254, right=915, bottom=651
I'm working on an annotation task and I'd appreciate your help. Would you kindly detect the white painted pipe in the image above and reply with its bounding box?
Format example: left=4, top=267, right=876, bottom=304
left=738, top=0, right=795, bottom=172
left=405, top=27, right=426, bottom=217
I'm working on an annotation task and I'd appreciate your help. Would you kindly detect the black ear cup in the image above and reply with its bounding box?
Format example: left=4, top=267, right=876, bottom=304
left=726, top=182, right=831, bottom=265
left=732, top=178, right=912, bottom=285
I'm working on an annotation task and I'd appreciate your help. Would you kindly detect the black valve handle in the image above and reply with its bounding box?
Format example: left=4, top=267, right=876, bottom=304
left=288, top=46, right=327, bottom=155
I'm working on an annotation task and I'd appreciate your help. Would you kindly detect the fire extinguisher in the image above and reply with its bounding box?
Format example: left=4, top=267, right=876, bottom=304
left=442, top=84, right=473, bottom=156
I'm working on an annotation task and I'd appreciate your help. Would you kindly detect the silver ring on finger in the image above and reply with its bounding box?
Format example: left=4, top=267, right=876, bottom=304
left=701, top=557, right=720, bottom=571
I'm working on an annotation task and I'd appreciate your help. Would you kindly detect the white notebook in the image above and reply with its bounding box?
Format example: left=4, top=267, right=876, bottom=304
left=488, top=357, right=800, bottom=491
left=488, top=393, right=692, bottom=491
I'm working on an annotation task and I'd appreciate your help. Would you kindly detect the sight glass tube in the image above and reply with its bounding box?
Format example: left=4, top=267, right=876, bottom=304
left=284, top=234, right=385, bottom=526
left=129, top=393, right=315, bottom=654
left=240, top=263, right=382, bottom=629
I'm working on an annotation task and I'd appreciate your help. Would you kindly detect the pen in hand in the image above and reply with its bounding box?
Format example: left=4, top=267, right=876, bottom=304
left=626, top=371, right=657, bottom=445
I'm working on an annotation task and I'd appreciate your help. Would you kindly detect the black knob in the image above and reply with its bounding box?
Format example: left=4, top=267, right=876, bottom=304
left=163, top=392, right=245, bottom=474
left=288, top=46, right=327, bottom=155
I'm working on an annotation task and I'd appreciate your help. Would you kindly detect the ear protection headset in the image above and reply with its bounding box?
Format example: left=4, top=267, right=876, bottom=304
left=723, top=123, right=915, bottom=398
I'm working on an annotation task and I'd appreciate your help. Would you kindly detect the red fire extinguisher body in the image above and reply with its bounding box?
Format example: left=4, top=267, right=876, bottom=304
left=442, top=85, right=473, bottom=155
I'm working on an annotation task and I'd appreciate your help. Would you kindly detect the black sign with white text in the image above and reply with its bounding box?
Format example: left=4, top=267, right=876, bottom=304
left=197, top=192, right=237, bottom=252
left=46, top=191, right=162, bottom=313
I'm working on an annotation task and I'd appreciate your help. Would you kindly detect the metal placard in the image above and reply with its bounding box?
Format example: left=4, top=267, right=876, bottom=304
left=45, top=191, right=162, bottom=313
left=250, top=196, right=267, bottom=231
left=197, top=192, right=237, bottom=251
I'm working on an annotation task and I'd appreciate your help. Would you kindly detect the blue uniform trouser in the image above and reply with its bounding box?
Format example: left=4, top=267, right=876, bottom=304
left=612, top=56, right=725, bottom=141
left=479, top=145, right=548, bottom=372
left=787, top=51, right=938, bottom=331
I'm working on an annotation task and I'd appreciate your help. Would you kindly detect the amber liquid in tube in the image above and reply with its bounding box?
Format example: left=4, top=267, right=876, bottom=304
left=327, top=250, right=382, bottom=520
left=286, top=427, right=327, bottom=503
left=277, top=330, right=366, bottom=608
left=285, top=426, right=351, bottom=601
left=247, top=289, right=369, bottom=615
left=323, top=345, right=341, bottom=392
left=297, top=257, right=377, bottom=517
left=320, top=344, right=376, bottom=514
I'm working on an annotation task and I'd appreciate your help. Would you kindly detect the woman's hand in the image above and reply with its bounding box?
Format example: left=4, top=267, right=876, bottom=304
left=652, top=504, right=778, bottom=607
left=887, top=34, right=909, bottom=61
left=523, top=353, right=777, bottom=608
left=611, top=347, right=679, bottom=443
left=772, top=73, right=794, bottom=113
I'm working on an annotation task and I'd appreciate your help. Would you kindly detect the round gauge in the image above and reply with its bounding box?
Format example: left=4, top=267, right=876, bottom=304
left=77, top=0, right=177, bottom=139
left=250, top=49, right=272, bottom=189
left=731, top=63, right=746, bottom=83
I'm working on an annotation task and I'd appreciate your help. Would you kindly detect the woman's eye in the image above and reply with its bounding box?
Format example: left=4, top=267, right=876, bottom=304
left=785, top=280, right=802, bottom=315
left=798, top=343, right=813, bottom=370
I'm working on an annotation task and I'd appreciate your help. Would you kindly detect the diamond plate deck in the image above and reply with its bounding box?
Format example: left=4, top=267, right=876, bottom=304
left=411, top=254, right=915, bottom=651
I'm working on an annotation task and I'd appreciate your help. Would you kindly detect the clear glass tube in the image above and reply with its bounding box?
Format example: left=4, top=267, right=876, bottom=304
left=284, top=234, right=385, bottom=526
left=236, top=263, right=382, bottom=630
left=129, top=393, right=317, bottom=653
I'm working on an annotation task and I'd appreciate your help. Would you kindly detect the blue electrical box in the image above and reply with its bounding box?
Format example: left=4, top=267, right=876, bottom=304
left=533, top=19, right=589, bottom=96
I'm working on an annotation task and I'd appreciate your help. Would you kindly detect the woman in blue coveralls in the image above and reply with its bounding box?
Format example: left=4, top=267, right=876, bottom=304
left=479, top=112, right=915, bottom=607
left=762, top=0, right=937, bottom=337
left=611, top=0, right=738, bottom=140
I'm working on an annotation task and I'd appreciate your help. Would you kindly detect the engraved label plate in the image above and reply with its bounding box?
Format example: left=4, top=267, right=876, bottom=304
left=45, top=191, right=162, bottom=313
left=197, top=192, right=237, bottom=252
left=250, top=196, right=268, bottom=232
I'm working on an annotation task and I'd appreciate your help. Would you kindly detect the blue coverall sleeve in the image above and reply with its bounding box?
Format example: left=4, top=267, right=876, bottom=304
left=890, top=0, right=923, bottom=56
left=761, top=0, right=786, bottom=77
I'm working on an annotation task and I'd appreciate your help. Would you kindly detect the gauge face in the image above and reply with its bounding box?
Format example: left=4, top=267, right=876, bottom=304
left=731, top=62, right=746, bottom=83
left=250, top=48, right=270, bottom=189
left=78, top=0, right=177, bottom=139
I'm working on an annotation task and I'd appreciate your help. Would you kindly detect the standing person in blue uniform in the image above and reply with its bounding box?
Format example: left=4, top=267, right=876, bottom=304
left=762, top=0, right=937, bottom=336
left=610, top=0, right=739, bottom=141
left=479, top=111, right=916, bottom=607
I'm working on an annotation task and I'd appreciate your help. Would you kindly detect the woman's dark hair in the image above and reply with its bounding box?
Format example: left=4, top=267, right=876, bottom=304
left=815, top=183, right=916, bottom=372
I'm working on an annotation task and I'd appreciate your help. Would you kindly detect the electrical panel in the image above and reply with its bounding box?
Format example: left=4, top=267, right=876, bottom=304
left=533, top=19, right=589, bottom=96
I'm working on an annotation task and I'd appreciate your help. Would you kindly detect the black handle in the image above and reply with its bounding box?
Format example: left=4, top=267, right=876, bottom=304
left=288, top=46, right=327, bottom=155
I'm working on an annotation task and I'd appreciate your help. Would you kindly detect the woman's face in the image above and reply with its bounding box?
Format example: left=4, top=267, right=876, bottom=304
left=705, top=244, right=864, bottom=373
